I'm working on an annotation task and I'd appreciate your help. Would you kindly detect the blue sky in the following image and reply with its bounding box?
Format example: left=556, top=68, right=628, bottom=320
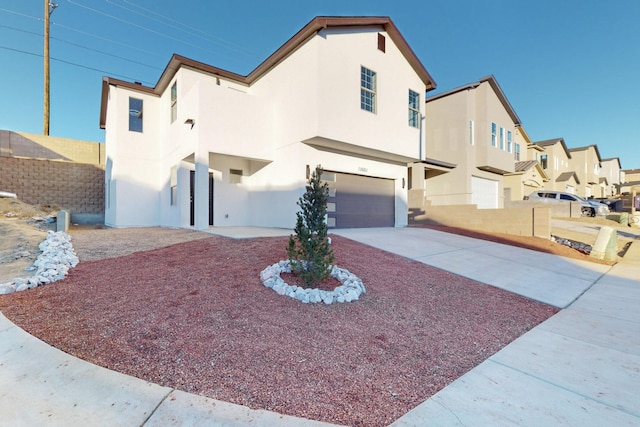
left=1, top=0, right=638, bottom=169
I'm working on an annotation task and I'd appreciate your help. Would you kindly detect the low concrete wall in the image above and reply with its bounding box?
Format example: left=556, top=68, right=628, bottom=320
left=507, top=199, right=582, bottom=218
left=410, top=204, right=551, bottom=239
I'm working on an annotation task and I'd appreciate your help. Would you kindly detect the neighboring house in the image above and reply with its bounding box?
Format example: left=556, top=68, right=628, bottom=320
left=568, top=145, right=602, bottom=198
left=600, top=157, right=622, bottom=196
left=621, top=168, right=640, bottom=195
left=504, top=125, right=549, bottom=200
left=533, top=138, right=579, bottom=194
left=421, top=75, right=520, bottom=209
left=99, top=16, right=440, bottom=230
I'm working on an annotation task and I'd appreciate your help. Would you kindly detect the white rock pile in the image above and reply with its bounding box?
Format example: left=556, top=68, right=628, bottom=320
left=260, top=260, right=365, bottom=304
left=0, top=231, right=78, bottom=295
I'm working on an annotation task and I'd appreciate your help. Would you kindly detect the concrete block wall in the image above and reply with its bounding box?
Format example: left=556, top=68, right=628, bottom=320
left=0, top=157, right=104, bottom=214
left=410, top=204, right=551, bottom=239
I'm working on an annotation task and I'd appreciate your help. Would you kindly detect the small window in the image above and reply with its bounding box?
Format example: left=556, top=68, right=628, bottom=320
left=540, top=154, right=548, bottom=169
left=499, top=127, right=505, bottom=150
left=170, top=166, right=177, bottom=205
left=514, top=143, right=521, bottom=160
left=377, top=33, right=386, bottom=52
left=229, top=169, right=243, bottom=184
left=360, top=66, right=377, bottom=113
left=491, top=123, right=497, bottom=147
left=469, top=120, right=475, bottom=145
left=507, top=130, right=512, bottom=153
left=129, top=97, right=143, bottom=132
left=170, top=82, right=177, bottom=123
left=408, top=90, right=420, bottom=128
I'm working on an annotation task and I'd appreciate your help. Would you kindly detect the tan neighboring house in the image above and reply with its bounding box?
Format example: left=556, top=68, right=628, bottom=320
left=420, top=75, right=520, bottom=209
left=600, top=157, right=622, bottom=196
left=504, top=125, right=549, bottom=200
left=533, top=138, right=579, bottom=194
left=568, top=145, right=602, bottom=198
left=621, top=168, right=640, bottom=194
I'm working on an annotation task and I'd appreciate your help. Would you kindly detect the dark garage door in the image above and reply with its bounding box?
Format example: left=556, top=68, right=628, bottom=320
left=324, top=171, right=395, bottom=228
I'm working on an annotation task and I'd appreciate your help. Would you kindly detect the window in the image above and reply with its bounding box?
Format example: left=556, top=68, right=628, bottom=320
left=129, top=97, right=143, bottom=132
left=229, top=168, right=243, bottom=184
left=540, top=154, right=548, bottom=169
left=408, top=90, right=420, bottom=128
left=555, top=157, right=559, bottom=170
left=507, top=130, right=512, bottom=153
left=469, top=120, right=475, bottom=145
left=499, top=127, right=505, bottom=150
left=170, top=166, right=177, bottom=205
left=491, top=123, right=497, bottom=147
left=514, top=143, right=521, bottom=160
left=360, top=66, right=376, bottom=113
left=377, top=33, right=385, bottom=52
left=170, top=82, right=177, bottom=123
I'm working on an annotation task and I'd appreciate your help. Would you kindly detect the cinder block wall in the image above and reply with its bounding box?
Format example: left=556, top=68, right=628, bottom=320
left=0, top=157, right=104, bottom=214
left=0, top=130, right=104, bottom=216
left=411, top=204, right=551, bottom=239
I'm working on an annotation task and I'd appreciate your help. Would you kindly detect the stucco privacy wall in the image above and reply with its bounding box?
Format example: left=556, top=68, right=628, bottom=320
left=0, top=130, right=105, bottom=217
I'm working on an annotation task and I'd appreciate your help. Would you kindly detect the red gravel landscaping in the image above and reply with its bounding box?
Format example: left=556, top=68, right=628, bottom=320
left=0, top=235, right=558, bottom=426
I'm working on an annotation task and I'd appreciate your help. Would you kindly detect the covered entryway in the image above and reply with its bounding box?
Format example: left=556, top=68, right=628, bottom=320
left=471, top=176, right=498, bottom=209
left=323, top=171, right=395, bottom=228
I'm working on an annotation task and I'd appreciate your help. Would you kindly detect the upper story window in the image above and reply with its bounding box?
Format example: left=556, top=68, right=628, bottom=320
left=594, top=163, right=599, bottom=173
left=129, top=97, right=143, bottom=132
left=360, top=66, right=377, bottom=113
left=469, top=120, right=475, bottom=145
left=408, top=90, right=420, bottom=128
left=170, top=82, right=177, bottom=123
left=540, top=154, right=548, bottom=169
left=499, top=127, right=505, bottom=150
left=514, top=143, right=521, bottom=160
left=507, top=130, right=513, bottom=153
left=491, top=123, right=497, bottom=147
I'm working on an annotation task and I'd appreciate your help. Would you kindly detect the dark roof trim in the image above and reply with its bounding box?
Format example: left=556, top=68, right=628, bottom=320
left=100, top=16, right=437, bottom=128
left=426, top=75, right=521, bottom=126
left=569, top=144, right=602, bottom=162
left=533, top=138, right=572, bottom=159
left=601, top=157, right=622, bottom=169
left=418, top=157, right=457, bottom=169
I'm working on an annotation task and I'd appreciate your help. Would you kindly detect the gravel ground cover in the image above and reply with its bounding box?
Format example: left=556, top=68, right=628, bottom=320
left=0, top=233, right=558, bottom=426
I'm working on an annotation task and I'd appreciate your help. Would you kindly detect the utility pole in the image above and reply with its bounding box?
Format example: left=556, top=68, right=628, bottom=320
left=43, top=1, right=58, bottom=136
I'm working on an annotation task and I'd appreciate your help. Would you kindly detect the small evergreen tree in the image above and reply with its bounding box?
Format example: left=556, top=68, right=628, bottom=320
left=286, top=165, right=335, bottom=287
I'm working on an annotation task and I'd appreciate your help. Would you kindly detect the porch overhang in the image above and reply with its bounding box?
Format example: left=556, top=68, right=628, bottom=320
left=302, top=136, right=420, bottom=166
left=477, top=165, right=513, bottom=175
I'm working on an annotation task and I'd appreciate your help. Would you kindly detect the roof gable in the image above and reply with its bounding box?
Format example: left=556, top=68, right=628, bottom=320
left=426, top=75, right=521, bottom=126
left=534, top=138, right=572, bottom=159
left=100, top=16, right=436, bottom=128
left=569, top=144, right=602, bottom=162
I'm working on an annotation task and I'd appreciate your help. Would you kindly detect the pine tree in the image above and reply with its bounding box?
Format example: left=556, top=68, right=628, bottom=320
left=286, top=165, right=335, bottom=287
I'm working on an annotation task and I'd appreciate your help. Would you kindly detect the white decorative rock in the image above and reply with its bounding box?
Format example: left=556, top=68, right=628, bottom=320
left=259, top=260, right=365, bottom=304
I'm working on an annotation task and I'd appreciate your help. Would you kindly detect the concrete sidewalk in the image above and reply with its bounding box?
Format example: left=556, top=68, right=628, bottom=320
left=1, top=226, right=639, bottom=426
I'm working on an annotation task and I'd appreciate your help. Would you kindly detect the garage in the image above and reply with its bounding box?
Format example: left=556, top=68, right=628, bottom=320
left=322, top=171, right=395, bottom=228
left=471, top=176, right=498, bottom=209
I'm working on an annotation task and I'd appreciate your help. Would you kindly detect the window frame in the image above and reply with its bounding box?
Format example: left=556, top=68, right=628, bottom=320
left=170, top=82, right=177, bottom=123
left=408, top=89, right=420, bottom=128
left=499, top=127, right=505, bottom=150
left=128, top=97, right=143, bottom=133
left=540, top=154, right=548, bottom=169
left=491, top=122, right=497, bottom=147
left=507, top=130, right=512, bottom=153
left=360, top=66, right=377, bottom=114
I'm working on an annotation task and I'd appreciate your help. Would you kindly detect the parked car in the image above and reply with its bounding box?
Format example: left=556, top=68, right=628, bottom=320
left=525, top=191, right=610, bottom=217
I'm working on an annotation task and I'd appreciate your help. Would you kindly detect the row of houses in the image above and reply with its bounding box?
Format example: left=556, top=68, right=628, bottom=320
left=99, top=16, right=633, bottom=230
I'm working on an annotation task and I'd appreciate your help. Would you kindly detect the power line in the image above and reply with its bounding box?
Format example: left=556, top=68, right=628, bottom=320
left=0, top=45, right=155, bottom=84
left=66, top=0, right=255, bottom=65
left=0, top=23, right=162, bottom=70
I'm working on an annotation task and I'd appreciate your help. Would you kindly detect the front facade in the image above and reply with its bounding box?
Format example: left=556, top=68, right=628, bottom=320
left=100, top=17, right=438, bottom=229
left=533, top=138, right=578, bottom=194
left=568, top=145, right=602, bottom=198
left=600, top=157, right=622, bottom=197
left=423, top=75, right=519, bottom=209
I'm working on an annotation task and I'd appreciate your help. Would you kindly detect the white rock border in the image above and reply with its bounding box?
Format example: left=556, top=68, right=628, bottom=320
left=260, top=260, right=365, bottom=304
left=0, top=230, right=78, bottom=295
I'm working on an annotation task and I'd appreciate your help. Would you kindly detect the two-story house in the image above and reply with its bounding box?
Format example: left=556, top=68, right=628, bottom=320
left=421, top=75, right=520, bottom=209
left=568, top=145, right=603, bottom=198
left=504, top=125, right=549, bottom=201
left=99, top=17, right=440, bottom=229
left=600, top=157, right=622, bottom=197
left=533, top=138, right=579, bottom=194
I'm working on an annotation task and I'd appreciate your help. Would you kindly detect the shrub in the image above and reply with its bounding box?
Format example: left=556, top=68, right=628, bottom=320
left=286, top=165, right=335, bottom=287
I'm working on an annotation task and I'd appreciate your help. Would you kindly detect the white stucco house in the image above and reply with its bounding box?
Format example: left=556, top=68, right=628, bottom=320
left=99, top=16, right=439, bottom=230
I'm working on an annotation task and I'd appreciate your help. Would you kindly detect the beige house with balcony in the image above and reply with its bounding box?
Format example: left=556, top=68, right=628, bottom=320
left=600, top=157, right=622, bottom=196
left=419, top=75, right=520, bottom=209
left=504, top=126, right=549, bottom=200
left=568, top=145, right=603, bottom=198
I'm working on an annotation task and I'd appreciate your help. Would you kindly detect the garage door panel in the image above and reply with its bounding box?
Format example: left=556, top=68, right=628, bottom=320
left=326, top=172, right=394, bottom=228
left=471, top=176, right=498, bottom=209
